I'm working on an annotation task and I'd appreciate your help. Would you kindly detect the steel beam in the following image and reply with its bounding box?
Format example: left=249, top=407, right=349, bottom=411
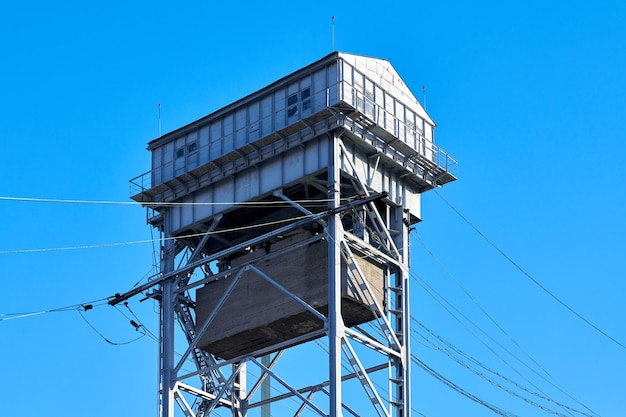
left=161, top=235, right=176, bottom=417
left=328, top=132, right=344, bottom=417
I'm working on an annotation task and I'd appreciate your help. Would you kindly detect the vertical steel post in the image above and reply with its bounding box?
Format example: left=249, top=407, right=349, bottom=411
left=328, top=133, right=343, bottom=417
left=161, top=232, right=176, bottom=417
left=261, top=355, right=271, bottom=417
left=398, top=207, right=411, bottom=417
left=403, top=267, right=411, bottom=417
left=394, top=267, right=411, bottom=417
left=233, top=362, right=247, bottom=417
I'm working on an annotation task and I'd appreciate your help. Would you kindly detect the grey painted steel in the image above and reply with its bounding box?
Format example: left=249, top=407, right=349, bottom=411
left=259, top=355, right=272, bottom=417
left=161, top=236, right=176, bottom=417
left=129, top=52, right=456, bottom=231
left=328, top=133, right=343, bottom=417
left=122, top=51, right=456, bottom=417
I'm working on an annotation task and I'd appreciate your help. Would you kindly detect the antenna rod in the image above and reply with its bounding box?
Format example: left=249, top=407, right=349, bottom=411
left=332, top=16, right=335, bottom=51
left=422, top=86, right=427, bottom=110
left=158, top=103, right=162, bottom=137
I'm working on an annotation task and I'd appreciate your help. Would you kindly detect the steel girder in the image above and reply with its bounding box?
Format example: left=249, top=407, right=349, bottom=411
left=114, top=134, right=412, bottom=417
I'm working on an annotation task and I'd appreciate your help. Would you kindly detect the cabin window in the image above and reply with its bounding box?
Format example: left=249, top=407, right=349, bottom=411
left=287, top=88, right=312, bottom=120
left=287, top=94, right=298, bottom=118
left=188, top=142, right=197, bottom=153
left=301, top=88, right=311, bottom=111
left=176, top=148, right=185, bottom=158
left=364, top=91, right=375, bottom=117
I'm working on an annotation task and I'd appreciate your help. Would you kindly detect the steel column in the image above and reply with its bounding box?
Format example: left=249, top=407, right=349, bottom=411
left=161, top=233, right=176, bottom=417
left=328, top=132, right=344, bottom=417
left=395, top=206, right=411, bottom=417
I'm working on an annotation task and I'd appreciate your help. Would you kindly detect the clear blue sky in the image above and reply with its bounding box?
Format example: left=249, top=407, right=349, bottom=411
left=1, top=1, right=625, bottom=416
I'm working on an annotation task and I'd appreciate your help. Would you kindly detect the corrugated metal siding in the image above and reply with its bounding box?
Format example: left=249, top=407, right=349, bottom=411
left=140, top=53, right=450, bottom=230
left=166, top=136, right=330, bottom=234
left=150, top=61, right=339, bottom=188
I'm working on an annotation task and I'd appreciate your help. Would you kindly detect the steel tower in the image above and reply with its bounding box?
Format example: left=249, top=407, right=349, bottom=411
left=113, top=52, right=456, bottom=417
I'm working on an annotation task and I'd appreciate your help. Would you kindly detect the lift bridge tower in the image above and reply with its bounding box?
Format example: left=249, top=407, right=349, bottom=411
left=115, top=52, right=456, bottom=417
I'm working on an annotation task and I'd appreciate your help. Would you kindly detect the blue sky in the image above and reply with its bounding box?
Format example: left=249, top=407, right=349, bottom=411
left=1, top=1, right=625, bottom=416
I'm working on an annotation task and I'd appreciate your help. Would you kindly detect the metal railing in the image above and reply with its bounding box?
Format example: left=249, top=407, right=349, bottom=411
left=130, top=77, right=457, bottom=198
left=434, top=146, right=458, bottom=177
left=344, top=83, right=457, bottom=177
left=130, top=171, right=152, bottom=197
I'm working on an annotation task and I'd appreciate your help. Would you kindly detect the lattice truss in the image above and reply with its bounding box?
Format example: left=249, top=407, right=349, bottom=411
left=135, top=139, right=413, bottom=417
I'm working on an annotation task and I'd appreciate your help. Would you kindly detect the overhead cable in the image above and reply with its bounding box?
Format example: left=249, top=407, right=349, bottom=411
left=411, top=353, right=519, bottom=417
left=0, top=212, right=319, bottom=256
left=0, top=298, right=109, bottom=321
left=1, top=297, right=148, bottom=346
left=412, top=232, right=589, bottom=406
left=435, top=190, right=625, bottom=350
left=412, top=318, right=596, bottom=417
left=0, top=195, right=348, bottom=207
left=411, top=270, right=595, bottom=416
left=78, top=308, right=147, bottom=346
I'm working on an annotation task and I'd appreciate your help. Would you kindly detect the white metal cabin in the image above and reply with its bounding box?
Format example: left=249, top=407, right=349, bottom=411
left=131, top=51, right=456, bottom=236
left=127, top=51, right=458, bottom=416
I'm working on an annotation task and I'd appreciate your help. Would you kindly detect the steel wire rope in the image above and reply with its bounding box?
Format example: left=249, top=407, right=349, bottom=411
left=352, top=274, right=540, bottom=416
left=0, top=195, right=359, bottom=207
left=117, top=302, right=160, bottom=343
left=0, top=260, right=164, bottom=347
left=0, top=293, right=201, bottom=376
left=77, top=306, right=147, bottom=345
left=420, top=195, right=605, bottom=415
left=434, top=189, right=626, bottom=350
left=30, top=299, right=154, bottom=348
left=334, top=219, right=530, bottom=398
left=410, top=269, right=599, bottom=417
left=245, top=208, right=521, bottom=417
left=0, top=297, right=109, bottom=321
left=411, top=352, right=519, bottom=417
left=289, top=206, right=593, bottom=417
left=128, top=265, right=161, bottom=290
left=411, top=317, right=597, bottom=416
left=411, top=231, right=596, bottom=415
left=411, top=324, right=579, bottom=417
left=414, top=230, right=529, bottom=350
left=115, top=299, right=212, bottom=373
left=317, top=317, right=517, bottom=417
left=341, top=244, right=525, bottom=416
left=113, top=301, right=209, bottom=376
left=343, top=220, right=594, bottom=416
left=323, top=209, right=588, bottom=416
left=0, top=212, right=320, bottom=255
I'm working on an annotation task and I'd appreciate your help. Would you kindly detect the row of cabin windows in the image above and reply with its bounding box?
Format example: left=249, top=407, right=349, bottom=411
left=173, top=88, right=312, bottom=158
left=355, top=91, right=375, bottom=118
left=176, top=142, right=197, bottom=158
left=171, top=88, right=425, bottom=162
left=287, top=88, right=311, bottom=118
